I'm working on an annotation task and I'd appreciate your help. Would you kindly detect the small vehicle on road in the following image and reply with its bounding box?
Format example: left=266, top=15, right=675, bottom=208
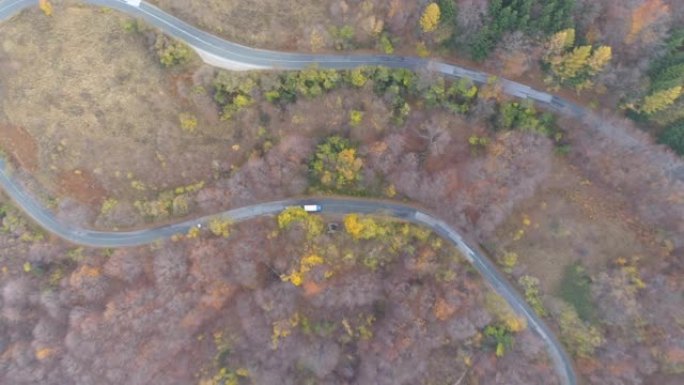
left=303, top=204, right=322, bottom=213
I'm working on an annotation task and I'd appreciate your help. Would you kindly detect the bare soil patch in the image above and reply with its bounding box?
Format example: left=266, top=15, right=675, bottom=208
left=57, top=169, right=107, bottom=205
left=0, top=124, right=38, bottom=171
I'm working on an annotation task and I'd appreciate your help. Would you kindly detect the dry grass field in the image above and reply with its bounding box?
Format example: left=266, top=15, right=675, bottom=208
left=489, top=158, right=658, bottom=291
left=151, top=0, right=329, bottom=50
left=0, top=5, right=257, bottom=209
left=149, top=0, right=422, bottom=53
left=0, top=3, right=403, bottom=228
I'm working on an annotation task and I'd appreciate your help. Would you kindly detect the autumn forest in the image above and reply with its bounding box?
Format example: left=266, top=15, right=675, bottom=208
left=0, top=1, right=683, bottom=385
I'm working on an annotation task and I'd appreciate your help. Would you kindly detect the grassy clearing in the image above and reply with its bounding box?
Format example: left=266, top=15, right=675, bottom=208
left=149, top=0, right=328, bottom=50
left=0, top=5, right=246, bottom=206
left=557, top=262, right=595, bottom=323
left=489, top=159, right=652, bottom=293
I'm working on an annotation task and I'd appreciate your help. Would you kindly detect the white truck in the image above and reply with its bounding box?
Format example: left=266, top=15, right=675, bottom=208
left=303, top=204, right=322, bottom=213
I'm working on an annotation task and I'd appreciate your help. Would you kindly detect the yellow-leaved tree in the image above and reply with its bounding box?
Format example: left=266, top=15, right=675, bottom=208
left=280, top=254, right=324, bottom=287
left=587, top=46, right=612, bottom=74
left=208, top=218, right=232, bottom=238
left=39, top=0, right=53, bottom=16
left=641, top=86, right=683, bottom=115
left=343, top=214, right=388, bottom=240
left=547, top=28, right=576, bottom=57
left=276, top=207, right=324, bottom=238
left=544, top=28, right=612, bottom=91
left=420, top=3, right=441, bottom=33
left=485, top=292, right=527, bottom=333
left=556, top=46, right=592, bottom=81
left=556, top=302, right=604, bottom=357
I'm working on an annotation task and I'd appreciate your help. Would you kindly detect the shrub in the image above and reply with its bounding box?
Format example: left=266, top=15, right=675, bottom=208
left=348, top=68, right=369, bottom=87
left=187, top=226, right=200, bottom=238
left=330, top=25, right=355, bottom=50
left=277, top=207, right=309, bottom=229
left=519, top=275, right=547, bottom=316
left=499, top=251, right=518, bottom=273
left=100, top=198, right=118, bottom=215
left=484, top=324, right=514, bottom=357
left=556, top=302, right=604, bottom=357
left=378, top=34, right=394, bottom=54
left=277, top=207, right=323, bottom=238
left=154, top=34, right=192, bottom=67
left=343, top=214, right=389, bottom=240
left=281, top=254, right=325, bottom=287
left=179, top=113, right=198, bottom=133
left=349, top=110, right=363, bottom=126
left=208, top=218, right=232, bottom=238
left=121, top=19, right=139, bottom=33
left=485, top=292, right=527, bottom=332
left=212, top=71, right=255, bottom=120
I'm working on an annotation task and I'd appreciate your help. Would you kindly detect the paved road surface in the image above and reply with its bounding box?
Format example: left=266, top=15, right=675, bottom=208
left=0, top=1, right=578, bottom=384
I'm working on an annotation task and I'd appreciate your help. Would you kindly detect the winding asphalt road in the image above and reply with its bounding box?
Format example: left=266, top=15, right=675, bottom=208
left=0, top=1, right=578, bottom=385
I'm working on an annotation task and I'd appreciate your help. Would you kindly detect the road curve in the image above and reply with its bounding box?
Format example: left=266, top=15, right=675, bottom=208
left=0, top=1, right=577, bottom=385
left=0, top=0, right=586, bottom=116
left=0, top=162, right=576, bottom=385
